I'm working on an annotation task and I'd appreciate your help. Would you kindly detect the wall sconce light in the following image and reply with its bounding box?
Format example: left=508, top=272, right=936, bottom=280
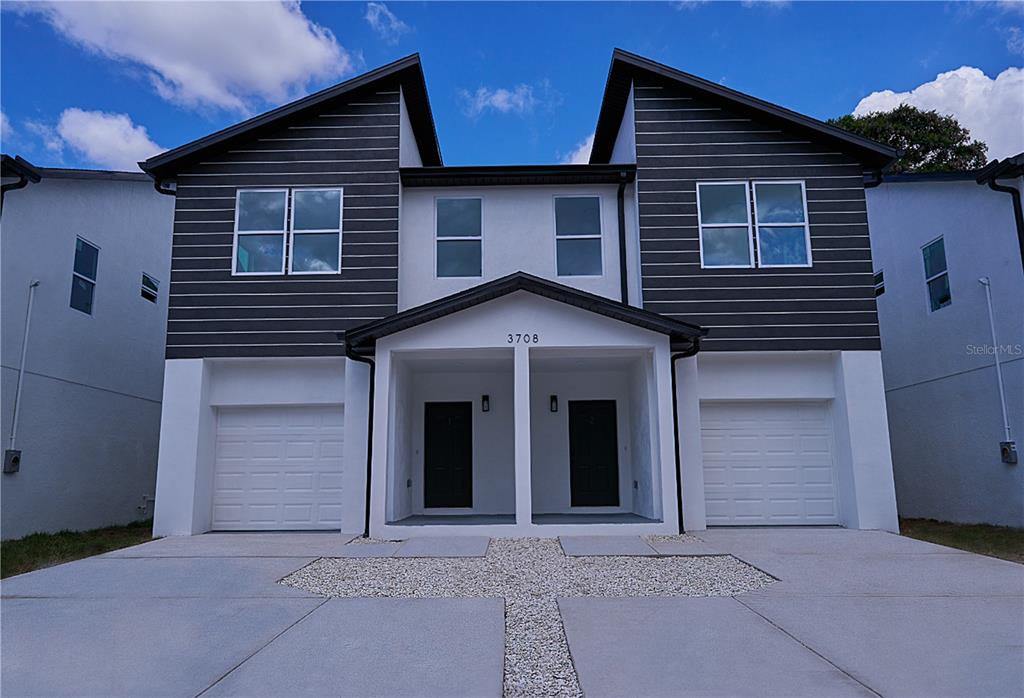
left=482, top=394, right=490, bottom=413
left=550, top=395, right=558, bottom=413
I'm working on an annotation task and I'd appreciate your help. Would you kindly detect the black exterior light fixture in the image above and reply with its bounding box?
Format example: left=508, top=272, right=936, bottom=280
left=482, top=394, right=490, bottom=413
left=550, top=395, right=558, bottom=413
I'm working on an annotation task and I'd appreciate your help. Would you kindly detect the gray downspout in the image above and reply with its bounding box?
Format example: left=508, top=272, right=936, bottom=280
left=343, top=340, right=376, bottom=538
left=670, top=338, right=702, bottom=533
left=617, top=172, right=629, bottom=305
left=983, top=179, right=1024, bottom=272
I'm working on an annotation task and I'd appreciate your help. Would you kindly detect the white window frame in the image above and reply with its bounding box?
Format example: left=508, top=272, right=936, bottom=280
left=71, top=236, right=100, bottom=316
left=696, top=181, right=754, bottom=269
left=752, top=180, right=812, bottom=269
left=141, top=272, right=160, bottom=303
left=921, top=236, right=951, bottom=312
left=288, top=187, right=344, bottom=275
left=232, top=188, right=288, bottom=276
left=553, top=194, right=604, bottom=278
left=434, top=196, right=483, bottom=279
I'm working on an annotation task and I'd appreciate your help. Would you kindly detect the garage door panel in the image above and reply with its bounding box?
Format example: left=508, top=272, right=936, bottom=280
left=701, top=401, right=839, bottom=526
left=212, top=405, right=344, bottom=531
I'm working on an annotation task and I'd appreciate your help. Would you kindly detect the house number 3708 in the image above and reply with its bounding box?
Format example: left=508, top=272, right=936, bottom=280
left=507, top=333, right=540, bottom=344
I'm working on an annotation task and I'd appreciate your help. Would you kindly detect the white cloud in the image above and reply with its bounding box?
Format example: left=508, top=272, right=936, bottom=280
left=364, top=2, right=410, bottom=45
left=561, top=133, right=594, bottom=165
left=459, top=84, right=538, bottom=118
left=1007, top=26, right=1024, bottom=56
left=17, top=1, right=353, bottom=112
left=0, top=111, right=13, bottom=147
left=24, top=120, right=64, bottom=155
left=740, top=0, right=792, bottom=8
left=853, top=66, right=1024, bottom=160
left=55, top=109, right=164, bottom=170
left=672, top=1, right=710, bottom=9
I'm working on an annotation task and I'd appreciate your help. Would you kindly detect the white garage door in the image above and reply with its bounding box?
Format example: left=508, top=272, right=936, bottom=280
left=701, top=401, right=839, bottom=525
left=212, top=405, right=344, bottom=530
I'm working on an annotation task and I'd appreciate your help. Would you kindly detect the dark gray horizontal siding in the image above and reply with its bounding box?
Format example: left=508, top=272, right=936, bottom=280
left=166, top=84, right=402, bottom=359
left=633, top=77, right=880, bottom=351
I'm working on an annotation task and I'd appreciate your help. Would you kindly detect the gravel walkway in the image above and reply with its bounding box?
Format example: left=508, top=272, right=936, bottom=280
left=281, top=537, right=774, bottom=697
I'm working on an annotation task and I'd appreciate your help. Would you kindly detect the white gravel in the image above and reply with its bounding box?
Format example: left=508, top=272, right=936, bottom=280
left=281, top=537, right=773, bottom=697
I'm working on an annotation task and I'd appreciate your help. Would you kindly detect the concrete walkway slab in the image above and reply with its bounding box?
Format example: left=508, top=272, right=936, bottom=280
left=647, top=540, right=725, bottom=556
left=1, top=596, right=322, bottom=697
left=698, top=528, right=968, bottom=556
left=1, top=556, right=317, bottom=598
left=559, top=535, right=658, bottom=556
left=204, top=598, right=505, bottom=697
left=104, top=532, right=358, bottom=558
left=559, top=597, right=872, bottom=697
left=738, top=594, right=1024, bottom=698
left=336, top=542, right=401, bottom=557
left=394, top=536, right=490, bottom=558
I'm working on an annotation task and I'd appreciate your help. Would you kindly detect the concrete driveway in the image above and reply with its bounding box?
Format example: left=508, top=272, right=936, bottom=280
left=2, top=529, right=1022, bottom=697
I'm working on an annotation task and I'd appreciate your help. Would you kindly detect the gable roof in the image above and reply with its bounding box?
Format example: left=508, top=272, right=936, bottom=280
left=1, top=154, right=42, bottom=183
left=976, top=152, right=1024, bottom=183
left=342, top=271, right=706, bottom=352
left=140, top=54, right=441, bottom=180
left=590, top=49, right=897, bottom=169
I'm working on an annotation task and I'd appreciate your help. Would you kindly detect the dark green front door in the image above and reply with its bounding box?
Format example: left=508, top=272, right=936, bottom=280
left=424, top=402, right=473, bottom=508
left=568, top=400, right=619, bottom=507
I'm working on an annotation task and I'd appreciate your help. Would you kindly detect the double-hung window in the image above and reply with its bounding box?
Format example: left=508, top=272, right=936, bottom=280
left=752, top=181, right=811, bottom=267
left=70, top=237, right=99, bottom=314
left=696, top=183, right=753, bottom=267
left=555, top=196, right=602, bottom=276
left=922, top=237, right=951, bottom=311
left=141, top=273, right=160, bottom=303
left=697, top=181, right=812, bottom=268
left=233, top=188, right=343, bottom=275
left=436, top=198, right=482, bottom=277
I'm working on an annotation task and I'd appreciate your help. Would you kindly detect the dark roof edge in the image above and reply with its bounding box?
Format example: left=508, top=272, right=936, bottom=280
left=140, top=54, right=441, bottom=177
left=592, top=49, right=897, bottom=167
left=38, top=167, right=151, bottom=182
left=976, top=153, right=1024, bottom=183
left=401, top=163, right=636, bottom=187
left=879, top=170, right=981, bottom=184
left=343, top=271, right=706, bottom=349
left=1, top=154, right=42, bottom=182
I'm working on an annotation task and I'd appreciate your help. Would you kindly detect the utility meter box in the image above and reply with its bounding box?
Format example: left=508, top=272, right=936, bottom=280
left=1001, top=441, right=1018, bottom=465
left=4, top=449, right=22, bottom=474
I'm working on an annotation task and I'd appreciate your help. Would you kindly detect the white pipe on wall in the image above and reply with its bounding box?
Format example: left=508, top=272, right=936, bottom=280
left=8, top=279, right=40, bottom=451
left=978, top=277, right=1012, bottom=444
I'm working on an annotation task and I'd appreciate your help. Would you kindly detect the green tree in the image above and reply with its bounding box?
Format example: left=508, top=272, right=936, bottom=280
left=828, top=104, right=988, bottom=174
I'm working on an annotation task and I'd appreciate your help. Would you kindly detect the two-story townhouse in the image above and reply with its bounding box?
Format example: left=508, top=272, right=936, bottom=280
left=145, top=51, right=899, bottom=538
left=1, top=157, right=174, bottom=538
left=866, top=158, right=1023, bottom=528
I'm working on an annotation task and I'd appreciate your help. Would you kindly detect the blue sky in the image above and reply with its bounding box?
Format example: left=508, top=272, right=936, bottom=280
left=1, top=1, right=1021, bottom=171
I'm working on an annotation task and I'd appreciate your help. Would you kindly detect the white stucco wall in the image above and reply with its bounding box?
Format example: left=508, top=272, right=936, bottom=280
left=867, top=180, right=1024, bottom=526
left=676, top=351, right=899, bottom=532
left=610, top=84, right=636, bottom=165
left=398, top=185, right=634, bottom=308
left=1, top=174, right=173, bottom=538
left=152, top=357, right=356, bottom=536
left=398, top=88, right=423, bottom=168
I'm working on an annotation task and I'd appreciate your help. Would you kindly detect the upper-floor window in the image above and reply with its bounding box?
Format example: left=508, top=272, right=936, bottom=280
left=436, top=197, right=482, bottom=277
left=70, top=237, right=99, bottom=315
left=555, top=196, right=602, bottom=276
left=873, top=270, right=885, bottom=297
left=233, top=188, right=342, bottom=275
left=697, top=181, right=811, bottom=268
left=141, top=273, right=159, bottom=303
left=922, top=237, right=951, bottom=311
left=752, top=181, right=811, bottom=267
left=696, top=182, right=753, bottom=267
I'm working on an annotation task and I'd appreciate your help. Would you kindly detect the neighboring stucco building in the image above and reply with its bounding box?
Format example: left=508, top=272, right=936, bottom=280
left=866, top=157, right=1024, bottom=527
left=1, top=157, right=174, bottom=539
left=145, top=51, right=900, bottom=539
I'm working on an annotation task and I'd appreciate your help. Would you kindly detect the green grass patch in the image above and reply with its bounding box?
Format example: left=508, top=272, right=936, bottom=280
left=1, top=519, right=155, bottom=579
left=900, top=518, right=1024, bottom=564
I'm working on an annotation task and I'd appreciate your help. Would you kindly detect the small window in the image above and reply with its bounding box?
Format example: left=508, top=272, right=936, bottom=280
left=70, top=237, right=99, bottom=314
left=555, top=196, right=602, bottom=276
left=436, top=198, right=482, bottom=277
left=234, top=189, right=287, bottom=274
left=753, top=181, right=811, bottom=267
left=697, top=183, right=752, bottom=268
left=873, top=270, right=885, bottom=297
left=141, top=273, right=159, bottom=303
left=290, top=188, right=342, bottom=274
left=922, top=238, right=951, bottom=311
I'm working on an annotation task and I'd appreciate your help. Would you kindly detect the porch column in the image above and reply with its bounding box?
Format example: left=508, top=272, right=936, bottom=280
left=513, top=345, right=533, bottom=527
